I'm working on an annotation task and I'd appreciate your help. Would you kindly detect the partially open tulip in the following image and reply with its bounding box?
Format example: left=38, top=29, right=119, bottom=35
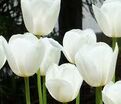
left=2, top=33, right=42, bottom=77
left=75, top=42, right=118, bottom=87
left=102, top=81, right=121, bottom=104
left=46, top=63, right=83, bottom=103
left=39, top=38, right=61, bottom=76
left=0, top=36, right=6, bottom=69
left=47, top=29, right=96, bottom=63
left=93, top=0, right=121, bottom=37
left=63, top=29, right=96, bottom=63
left=21, top=0, right=61, bottom=36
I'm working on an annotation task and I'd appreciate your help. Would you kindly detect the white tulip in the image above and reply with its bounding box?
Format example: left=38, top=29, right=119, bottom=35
left=21, top=0, right=61, bottom=36
left=46, top=29, right=96, bottom=63
left=102, top=81, right=121, bottom=104
left=39, top=38, right=61, bottom=76
left=63, top=29, right=97, bottom=63
left=93, top=0, right=121, bottom=37
left=75, top=42, right=118, bottom=87
left=0, top=36, right=6, bottom=69
left=46, top=63, right=83, bottom=103
left=2, top=33, right=42, bottom=77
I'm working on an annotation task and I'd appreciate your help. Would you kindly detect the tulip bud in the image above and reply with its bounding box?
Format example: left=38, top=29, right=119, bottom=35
left=21, top=0, right=61, bottom=36
left=75, top=42, right=118, bottom=87
left=46, top=63, right=83, bottom=103
left=102, top=81, right=121, bottom=104
left=93, top=0, right=121, bottom=37
left=2, top=33, right=42, bottom=77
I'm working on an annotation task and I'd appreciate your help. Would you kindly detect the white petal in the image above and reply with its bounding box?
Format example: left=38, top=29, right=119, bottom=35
left=102, top=82, right=114, bottom=104
left=75, top=42, right=113, bottom=87
left=96, top=43, right=114, bottom=85
left=39, top=38, right=61, bottom=76
left=63, top=29, right=96, bottom=63
left=46, top=63, right=83, bottom=102
left=9, top=33, right=38, bottom=43
left=8, top=33, right=40, bottom=76
left=102, top=92, right=115, bottom=104
left=46, top=63, right=83, bottom=88
left=48, top=38, right=63, bottom=51
left=21, top=0, right=60, bottom=36
left=58, top=64, right=83, bottom=100
left=75, top=49, right=101, bottom=86
left=102, top=81, right=121, bottom=104
left=2, top=39, right=23, bottom=76
left=93, top=5, right=112, bottom=37
left=115, top=81, right=121, bottom=85
left=21, top=0, right=33, bottom=33
left=0, top=36, right=6, bottom=69
left=34, top=0, right=61, bottom=35
left=46, top=79, right=74, bottom=102
left=48, top=38, right=73, bottom=64
left=101, top=1, right=121, bottom=37
left=23, top=40, right=42, bottom=76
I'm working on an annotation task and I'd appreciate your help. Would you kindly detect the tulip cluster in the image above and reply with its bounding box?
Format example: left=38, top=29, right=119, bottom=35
left=0, top=0, right=121, bottom=104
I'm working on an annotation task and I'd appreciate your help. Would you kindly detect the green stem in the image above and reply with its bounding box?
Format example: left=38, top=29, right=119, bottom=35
left=24, top=77, right=31, bottom=104
left=96, top=87, right=102, bottom=104
left=76, top=93, right=80, bottom=104
left=112, top=38, right=117, bottom=50
left=112, top=38, right=117, bottom=82
left=37, top=70, right=43, bottom=104
left=63, top=103, right=68, bottom=104
left=43, top=76, right=47, bottom=104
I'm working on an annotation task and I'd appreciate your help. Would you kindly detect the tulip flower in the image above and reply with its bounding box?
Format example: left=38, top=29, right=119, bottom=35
left=2, top=33, right=42, bottom=77
left=21, top=0, right=61, bottom=36
left=46, top=63, right=83, bottom=103
left=39, top=38, right=61, bottom=76
left=102, top=81, right=121, bottom=104
left=63, top=29, right=97, bottom=63
left=0, top=36, right=6, bottom=69
left=93, top=0, right=121, bottom=37
left=49, top=29, right=97, bottom=63
left=75, top=42, right=118, bottom=87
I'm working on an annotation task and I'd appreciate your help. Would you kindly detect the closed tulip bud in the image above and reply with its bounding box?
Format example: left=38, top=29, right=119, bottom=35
left=21, top=0, right=61, bottom=36
left=2, top=33, right=42, bottom=77
left=46, top=63, right=83, bottom=103
left=75, top=42, right=118, bottom=87
left=63, top=29, right=96, bottom=63
left=93, top=0, right=121, bottom=37
left=0, top=36, right=6, bottom=69
left=39, top=38, right=61, bottom=76
left=102, top=81, right=121, bottom=104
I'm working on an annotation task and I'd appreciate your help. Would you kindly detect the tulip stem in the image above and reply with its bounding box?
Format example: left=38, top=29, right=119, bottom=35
left=63, top=103, right=68, bottom=104
left=76, top=93, right=80, bottom=104
left=37, top=70, right=43, bottom=104
left=43, top=76, right=47, bottom=104
left=112, top=37, right=117, bottom=82
left=112, top=38, right=117, bottom=50
left=96, top=87, right=102, bottom=104
left=24, top=77, right=31, bottom=104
